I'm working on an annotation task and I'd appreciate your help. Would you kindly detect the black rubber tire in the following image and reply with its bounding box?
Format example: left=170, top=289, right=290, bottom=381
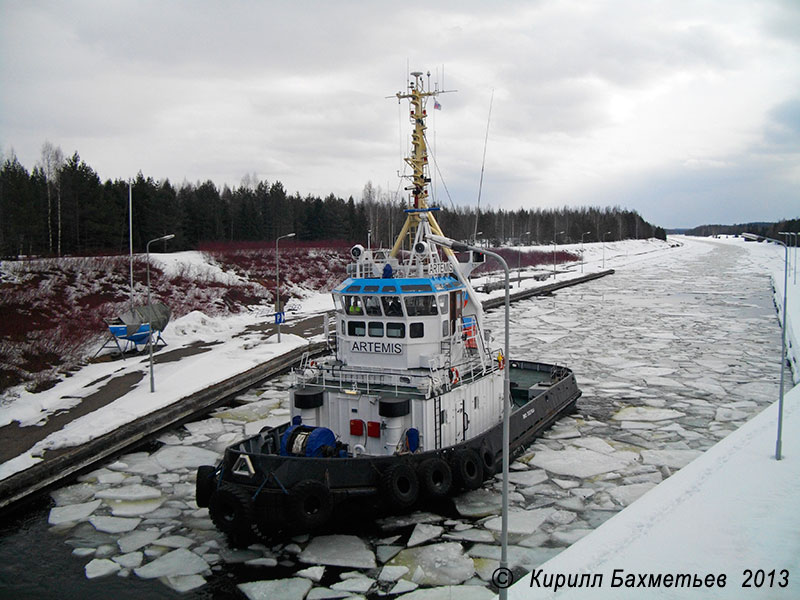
left=254, top=492, right=286, bottom=540
left=381, top=463, right=419, bottom=510
left=195, top=465, right=216, bottom=508
left=287, top=479, right=334, bottom=532
left=208, top=482, right=257, bottom=547
left=480, top=446, right=497, bottom=479
left=450, top=448, right=484, bottom=490
left=418, top=457, right=453, bottom=498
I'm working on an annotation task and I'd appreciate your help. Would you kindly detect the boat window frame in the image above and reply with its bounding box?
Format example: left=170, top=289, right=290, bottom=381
left=410, top=322, right=424, bottom=338
left=364, top=295, right=383, bottom=316
left=386, top=322, right=405, bottom=338
left=382, top=295, right=403, bottom=317
left=348, top=320, right=366, bottom=337
left=404, top=294, right=438, bottom=317
left=368, top=321, right=384, bottom=338
left=343, top=295, right=364, bottom=315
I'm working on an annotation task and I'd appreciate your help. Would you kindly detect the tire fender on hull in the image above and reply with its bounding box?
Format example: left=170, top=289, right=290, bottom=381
left=381, top=463, right=419, bottom=509
left=418, top=457, right=453, bottom=498
left=208, top=482, right=257, bottom=547
left=450, top=448, right=484, bottom=490
left=195, top=465, right=216, bottom=508
left=287, top=479, right=334, bottom=532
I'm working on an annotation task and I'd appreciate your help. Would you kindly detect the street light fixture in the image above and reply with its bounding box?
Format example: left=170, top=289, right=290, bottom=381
left=428, top=233, right=512, bottom=600
left=276, top=232, right=296, bottom=343
left=743, top=232, right=788, bottom=460
left=602, top=231, right=612, bottom=269
left=146, top=233, right=175, bottom=393
left=580, top=230, right=591, bottom=273
left=553, top=230, right=565, bottom=278
left=518, top=231, right=530, bottom=287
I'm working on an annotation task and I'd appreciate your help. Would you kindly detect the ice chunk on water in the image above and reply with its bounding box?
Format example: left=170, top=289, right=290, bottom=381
left=505, top=469, right=548, bottom=487
left=96, top=484, right=161, bottom=501
left=376, top=545, right=404, bottom=564
left=391, top=583, right=496, bottom=599
left=380, top=565, right=410, bottom=581
left=388, top=542, right=474, bottom=586
left=483, top=508, right=554, bottom=536
left=112, top=551, right=143, bottom=569
left=569, top=437, right=615, bottom=454
left=610, top=482, right=657, bottom=506
left=118, top=530, right=162, bottom=553
left=295, top=565, right=325, bottom=582
left=641, top=449, right=701, bottom=468
left=715, top=407, right=749, bottom=422
left=389, top=580, right=419, bottom=595
left=152, top=535, right=194, bottom=549
left=48, top=500, right=102, bottom=525
left=152, top=445, right=220, bottom=470
left=50, top=482, right=97, bottom=506
left=89, top=516, right=141, bottom=533
left=453, top=489, right=502, bottom=518
left=407, top=523, right=443, bottom=547
left=163, top=574, right=207, bottom=593
left=443, top=528, right=495, bottom=543
left=331, top=577, right=374, bottom=593
left=528, top=448, right=634, bottom=478
left=85, top=558, right=120, bottom=579
left=237, top=578, right=312, bottom=600
left=133, top=548, right=209, bottom=579
left=375, top=511, right=443, bottom=531
left=612, top=407, right=685, bottom=421
left=185, top=419, right=226, bottom=435
left=307, top=588, right=353, bottom=599
left=108, top=452, right=165, bottom=475
left=299, top=535, right=376, bottom=569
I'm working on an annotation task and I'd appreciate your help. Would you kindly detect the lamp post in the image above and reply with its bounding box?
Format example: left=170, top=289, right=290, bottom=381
left=146, top=233, right=175, bottom=393
left=276, top=232, right=296, bottom=343
left=602, top=230, right=612, bottom=269
left=553, top=230, right=564, bottom=278
left=580, top=230, right=591, bottom=273
left=744, top=232, right=788, bottom=460
left=518, top=231, right=530, bottom=287
left=428, top=233, right=511, bottom=600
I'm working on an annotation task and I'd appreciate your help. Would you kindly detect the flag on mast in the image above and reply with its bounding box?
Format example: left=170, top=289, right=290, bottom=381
left=434, top=99, right=442, bottom=110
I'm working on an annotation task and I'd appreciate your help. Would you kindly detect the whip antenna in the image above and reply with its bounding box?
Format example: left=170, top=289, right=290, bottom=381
left=473, top=89, right=494, bottom=242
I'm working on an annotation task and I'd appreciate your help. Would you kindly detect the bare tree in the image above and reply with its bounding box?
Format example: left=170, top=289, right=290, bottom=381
left=38, top=141, right=64, bottom=254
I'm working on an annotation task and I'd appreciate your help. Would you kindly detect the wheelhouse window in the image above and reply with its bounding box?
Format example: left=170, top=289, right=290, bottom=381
left=368, top=322, right=384, bottom=337
left=364, top=295, right=382, bottom=316
left=404, top=295, right=438, bottom=316
left=348, top=321, right=366, bottom=336
left=438, top=295, right=449, bottom=314
left=343, top=295, right=363, bottom=315
left=382, top=295, right=403, bottom=316
left=386, top=323, right=405, bottom=338
left=410, top=323, right=424, bottom=338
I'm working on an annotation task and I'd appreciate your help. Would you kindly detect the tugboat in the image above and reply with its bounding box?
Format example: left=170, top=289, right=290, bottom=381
left=196, top=72, right=581, bottom=544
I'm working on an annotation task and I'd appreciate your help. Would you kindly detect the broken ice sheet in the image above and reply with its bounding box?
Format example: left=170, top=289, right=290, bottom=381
left=151, top=445, right=220, bottom=470
left=483, top=508, right=554, bottom=536
left=48, top=499, right=102, bottom=526
left=237, top=577, right=312, bottom=600
left=133, top=548, right=210, bottom=579
left=528, top=448, right=635, bottom=478
left=387, top=542, right=474, bottom=586
left=612, top=406, right=685, bottom=421
left=453, top=489, right=502, bottom=518
left=407, top=523, right=443, bottom=547
left=89, top=515, right=141, bottom=533
left=298, top=535, right=376, bottom=569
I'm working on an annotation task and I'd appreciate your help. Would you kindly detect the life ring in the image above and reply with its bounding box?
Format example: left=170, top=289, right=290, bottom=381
left=195, top=465, right=216, bottom=508
left=450, top=448, right=484, bottom=490
left=418, top=457, right=453, bottom=498
left=287, top=479, right=333, bottom=531
left=449, top=367, right=460, bottom=384
left=208, top=482, right=257, bottom=547
left=381, top=463, right=419, bottom=509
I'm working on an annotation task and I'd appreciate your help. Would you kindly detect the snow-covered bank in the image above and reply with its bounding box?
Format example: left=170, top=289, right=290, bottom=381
left=506, top=235, right=800, bottom=600
left=507, top=386, right=799, bottom=599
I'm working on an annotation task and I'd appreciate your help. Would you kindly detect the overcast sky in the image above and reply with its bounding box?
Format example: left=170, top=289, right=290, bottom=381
left=1, top=0, right=798, bottom=229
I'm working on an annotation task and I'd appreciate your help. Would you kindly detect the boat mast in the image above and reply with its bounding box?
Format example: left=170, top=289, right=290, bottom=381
left=390, top=71, right=453, bottom=258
